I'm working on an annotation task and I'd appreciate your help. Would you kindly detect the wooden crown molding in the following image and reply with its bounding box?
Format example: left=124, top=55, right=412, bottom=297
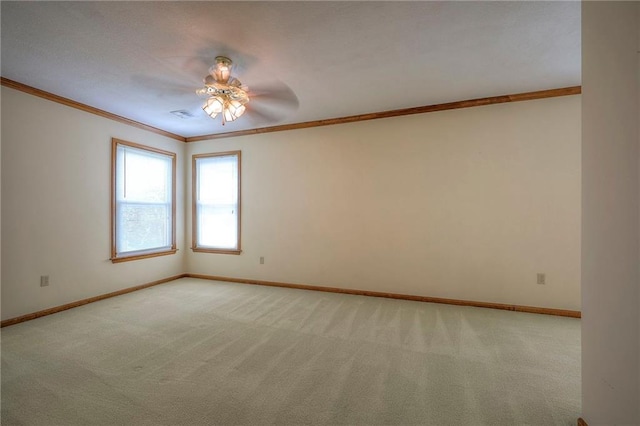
left=1, top=77, right=186, bottom=142
left=186, top=86, right=582, bottom=142
left=2, top=76, right=580, bottom=143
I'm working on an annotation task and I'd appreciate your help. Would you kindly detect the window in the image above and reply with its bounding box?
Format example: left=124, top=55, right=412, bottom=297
left=111, top=138, right=176, bottom=262
left=192, top=151, right=241, bottom=254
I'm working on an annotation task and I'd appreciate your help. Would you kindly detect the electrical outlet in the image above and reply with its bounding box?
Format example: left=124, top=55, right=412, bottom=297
left=537, top=273, right=546, bottom=285
left=40, top=275, right=50, bottom=287
left=260, top=256, right=265, bottom=265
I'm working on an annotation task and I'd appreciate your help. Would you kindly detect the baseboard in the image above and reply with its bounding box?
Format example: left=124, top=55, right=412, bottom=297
left=577, top=418, right=588, bottom=426
left=2, top=272, right=581, bottom=327
left=0, top=274, right=188, bottom=328
left=185, top=274, right=582, bottom=318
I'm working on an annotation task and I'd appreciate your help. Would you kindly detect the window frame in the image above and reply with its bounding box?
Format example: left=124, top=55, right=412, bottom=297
left=111, top=138, right=177, bottom=263
left=191, top=151, right=242, bottom=255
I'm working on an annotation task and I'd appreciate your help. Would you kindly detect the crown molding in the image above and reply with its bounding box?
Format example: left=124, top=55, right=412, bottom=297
left=1, top=77, right=186, bottom=142
left=2, top=77, right=580, bottom=144
left=186, top=86, right=582, bottom=142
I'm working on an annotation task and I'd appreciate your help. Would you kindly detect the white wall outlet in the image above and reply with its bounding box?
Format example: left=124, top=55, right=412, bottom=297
left=537, top=273, right=546, bottom=285
left=40, top=275, right=50, bottom=287
left=260, top=256, right=265, bottom=265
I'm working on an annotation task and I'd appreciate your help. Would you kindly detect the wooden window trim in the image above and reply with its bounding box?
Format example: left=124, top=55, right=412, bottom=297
left=111, top=138, right=177, bottom=263
left=191, top=151, right=242, bottom=255
left=192, top=248, right=242, bottom=255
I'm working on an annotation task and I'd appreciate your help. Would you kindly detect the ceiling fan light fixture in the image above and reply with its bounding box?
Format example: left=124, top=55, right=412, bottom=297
left=223, top=100, right=246, bottom=122
left=203, top=96, right=225, bottom=118
left=198, top=56, right=255, bottom=125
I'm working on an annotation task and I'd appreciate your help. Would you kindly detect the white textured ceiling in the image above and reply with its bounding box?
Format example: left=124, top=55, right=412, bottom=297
left=1, top=1, right=581, bottom=138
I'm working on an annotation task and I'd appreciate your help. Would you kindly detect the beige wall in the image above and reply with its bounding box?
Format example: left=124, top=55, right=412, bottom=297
left=0, top=85, right=581, bottom=321
left=187, top=95, right=581, bottom=311
left=1, top=87, right=186, bottom=320
left=581, top=2, right=640, bottom=424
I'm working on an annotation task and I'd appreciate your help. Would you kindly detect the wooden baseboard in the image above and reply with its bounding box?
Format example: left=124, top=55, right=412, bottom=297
left=577, top=418, right=588, bottom=426
left=185, top=274, right=581, bottom=318
left=0, top=274, right=187, bottom=328
left=2, top=273, right=580, bottom=327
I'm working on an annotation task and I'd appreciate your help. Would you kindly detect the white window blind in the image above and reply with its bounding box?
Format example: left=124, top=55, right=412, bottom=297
left=115, top=143, right=173, bottom=257
left=194, top=153, right=240, bottom=251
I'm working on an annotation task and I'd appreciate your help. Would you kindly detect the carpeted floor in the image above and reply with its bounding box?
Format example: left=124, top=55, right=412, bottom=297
left=1, top=278, right=580, bottom=425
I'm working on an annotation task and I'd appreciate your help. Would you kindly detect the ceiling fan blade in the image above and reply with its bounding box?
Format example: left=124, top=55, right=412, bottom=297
left=245, top=104, right=289, bottom=125
left=132, top=75, right=197, bottom=97
left=240, top=80, right=299, bottom=125
left=248, top=80, right=299, bottom=110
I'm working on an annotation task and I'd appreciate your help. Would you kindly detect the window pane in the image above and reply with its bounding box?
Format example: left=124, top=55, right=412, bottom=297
left=197, top=204, right=238, bottom=249
left=194, top=152, right=241, bottom=252
left=197, top=155, right=237, bottom=204
left=117, top=203, right=171, bottom=253
left=118, top=146, right=171, bottom=203
left=112, top=139, right=176, bottom=261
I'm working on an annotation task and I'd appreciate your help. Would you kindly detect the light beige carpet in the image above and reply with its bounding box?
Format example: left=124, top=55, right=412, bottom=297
left=1, top=278, right=580, bottom=425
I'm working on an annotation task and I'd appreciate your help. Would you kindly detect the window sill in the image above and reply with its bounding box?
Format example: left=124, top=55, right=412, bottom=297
left=111, top=248, right=178, bottom=263
left=191, top=247, right=242, bottom=255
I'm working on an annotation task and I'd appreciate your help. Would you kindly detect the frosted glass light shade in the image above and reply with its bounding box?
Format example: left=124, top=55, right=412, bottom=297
left=203, top=96, right=224, bottom=117
left=223, top=100, right=246, bottom=122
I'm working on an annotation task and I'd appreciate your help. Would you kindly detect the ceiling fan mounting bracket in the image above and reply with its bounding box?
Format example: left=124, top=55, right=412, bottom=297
left=214, top=56, right=232, bottom=67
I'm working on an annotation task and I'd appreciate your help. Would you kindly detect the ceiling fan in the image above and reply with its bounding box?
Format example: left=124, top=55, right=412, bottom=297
left=195, top=56, right=297, bottom=126
left=196, top=56, right=248, bottom=125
